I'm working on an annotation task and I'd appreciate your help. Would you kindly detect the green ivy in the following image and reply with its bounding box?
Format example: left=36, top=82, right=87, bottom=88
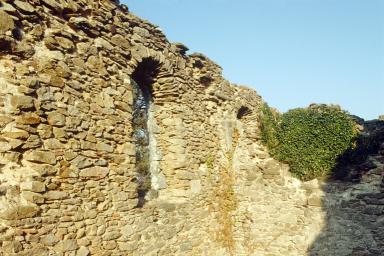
left=260, top=103, right=358, bottom=181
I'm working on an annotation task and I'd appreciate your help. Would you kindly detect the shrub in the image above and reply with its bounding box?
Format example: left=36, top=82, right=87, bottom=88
left=260, top=103, right=358, bottom=181
left=259, top=103, right=281, bottom=150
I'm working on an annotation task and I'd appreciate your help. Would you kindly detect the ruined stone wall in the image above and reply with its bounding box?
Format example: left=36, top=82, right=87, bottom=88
left=0, top=1, right=383, bottom=256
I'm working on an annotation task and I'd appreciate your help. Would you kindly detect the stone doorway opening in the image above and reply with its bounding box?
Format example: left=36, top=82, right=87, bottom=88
left=131, top=58, right=160, bottom=207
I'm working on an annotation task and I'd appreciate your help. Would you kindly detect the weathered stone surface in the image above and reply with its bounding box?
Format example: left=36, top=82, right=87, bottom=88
left=77, top=246, right=90, bottom=256
left=21, top=191, right=44, bottom=203
left=0, top=1, right=382, bottom=256
left=261, top=158, right=281, bottom=175
left=0, top=115, right=14, bottom=128
left=0, top=141, right=12, bottom=152
left=20, top=181, right=46, bottom=192
left=79, top=167, right=109, bottom=178
left=47, top=111, right=66, bottom=126
left=103, top=231, right=121, bottom=241
left=54, top=239, right=78, bottom=252
left=14, top=0, right=35, bottom=13
left=41, top=0, right=63, bottom=11
left=16, top=113, right=41, bottom=125
left=0, top=11, right=15, bottom=34
left=71, top=155, right=93, bottom=169
left=111, top=34, right=130, bottom=49
left=0, top=203, right=39, bottom=220
left=2, top=241, right=23, bottom=253
left=96, top=142, right=113, bottom=152
left=45, top=191, right=68, bottom=200
left=24, top=150, right=56, bottom=164
left=307, top=192, right=323, bottom=207
left=40, top=234, right=59, bottom=246
left=10, top=95, right=34, bottom=110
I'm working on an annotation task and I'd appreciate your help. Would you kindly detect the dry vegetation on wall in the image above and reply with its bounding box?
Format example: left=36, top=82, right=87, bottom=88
left=206, top=129, right=239, bottom=255
left=260, top=103, right=358, bottom=180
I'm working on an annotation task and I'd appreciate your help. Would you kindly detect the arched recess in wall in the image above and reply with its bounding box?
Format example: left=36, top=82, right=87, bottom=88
left=237, top=106, right=252, bottom=121
left=131, top=57, right=160, bottom=207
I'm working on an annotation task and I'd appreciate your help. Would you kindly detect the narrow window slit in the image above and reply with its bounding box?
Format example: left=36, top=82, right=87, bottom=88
left=131, top=58, right=160, bottom=207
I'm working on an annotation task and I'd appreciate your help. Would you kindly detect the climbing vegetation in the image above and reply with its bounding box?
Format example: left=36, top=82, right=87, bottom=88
left=260, top=103, right=358, bottom=181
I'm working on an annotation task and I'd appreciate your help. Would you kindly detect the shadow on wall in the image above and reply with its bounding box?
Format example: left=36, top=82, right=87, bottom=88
left=309, top=120, right=384, bottom=256
left=131, top=58, right=160, bottom=207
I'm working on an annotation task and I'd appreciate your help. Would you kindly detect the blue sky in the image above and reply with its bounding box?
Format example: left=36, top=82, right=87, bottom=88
left=123, top=0, right=384, bottom=120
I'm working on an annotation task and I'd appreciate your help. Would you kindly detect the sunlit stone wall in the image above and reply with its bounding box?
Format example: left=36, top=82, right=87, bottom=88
left=0, top=1, right=383, bottom=255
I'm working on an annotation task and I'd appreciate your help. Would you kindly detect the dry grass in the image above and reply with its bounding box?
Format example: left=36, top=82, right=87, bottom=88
left=206, top=128, right=240, bottom=255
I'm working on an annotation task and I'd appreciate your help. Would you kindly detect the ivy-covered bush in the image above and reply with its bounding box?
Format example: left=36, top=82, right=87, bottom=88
left=260, top=103, right=358, bottom=181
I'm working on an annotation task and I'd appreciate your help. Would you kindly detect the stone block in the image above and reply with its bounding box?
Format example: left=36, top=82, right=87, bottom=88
left=261, top=159, right=281, bottom=175
left=96, top=142, right=114, bottom=152
left=54, top=239, right=78, bottom=252
left=24, top=150, right=57, bottom=164
left=117, top=142, right=135, bottom=155
left=102, top=231, right=121, bottom=241
left=14, top=0, right=35, bottom=13
left=158, top=202, right=176, bottom=212
left=307, top=192, right=323, bottom=207
left=2, top=241, right=22, bottom=253
left=79, top=167, right=109, bottom=178
left=43, top=138, right=64, bottom=149
left=111, top=34, right=130, bottom=49
left=0, top=11, right=15, bottom=34
left=40, top=233, right=59, bottom=246
left=0, top=115, right=14, bottom=128
left=77, top=246, right=90, bottom=256
left=71, top=155, right=93, bottom=169
left=21, top=191, right=45, bottom=204
left=16, top=113, right=41, bottom=125
left=302, top=179, right=321, bottom=192
left=175, top=170, right=195, bottom=180
left=45, top=190, right=69, bottom=200
left=0, top=141, right=12, bottom=152
left=190, top=180, right=202, bottom=194
left=118, top=241, right=138, bottom=252
left=10, top=95, right=34, bottom=110
left=2, top=130, right=29, bottom=139
left=47, top=111, right=66, bottom=126
left=20, top=181, right=46, bottom=192
left=0, top=203, right=39, bottom=220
